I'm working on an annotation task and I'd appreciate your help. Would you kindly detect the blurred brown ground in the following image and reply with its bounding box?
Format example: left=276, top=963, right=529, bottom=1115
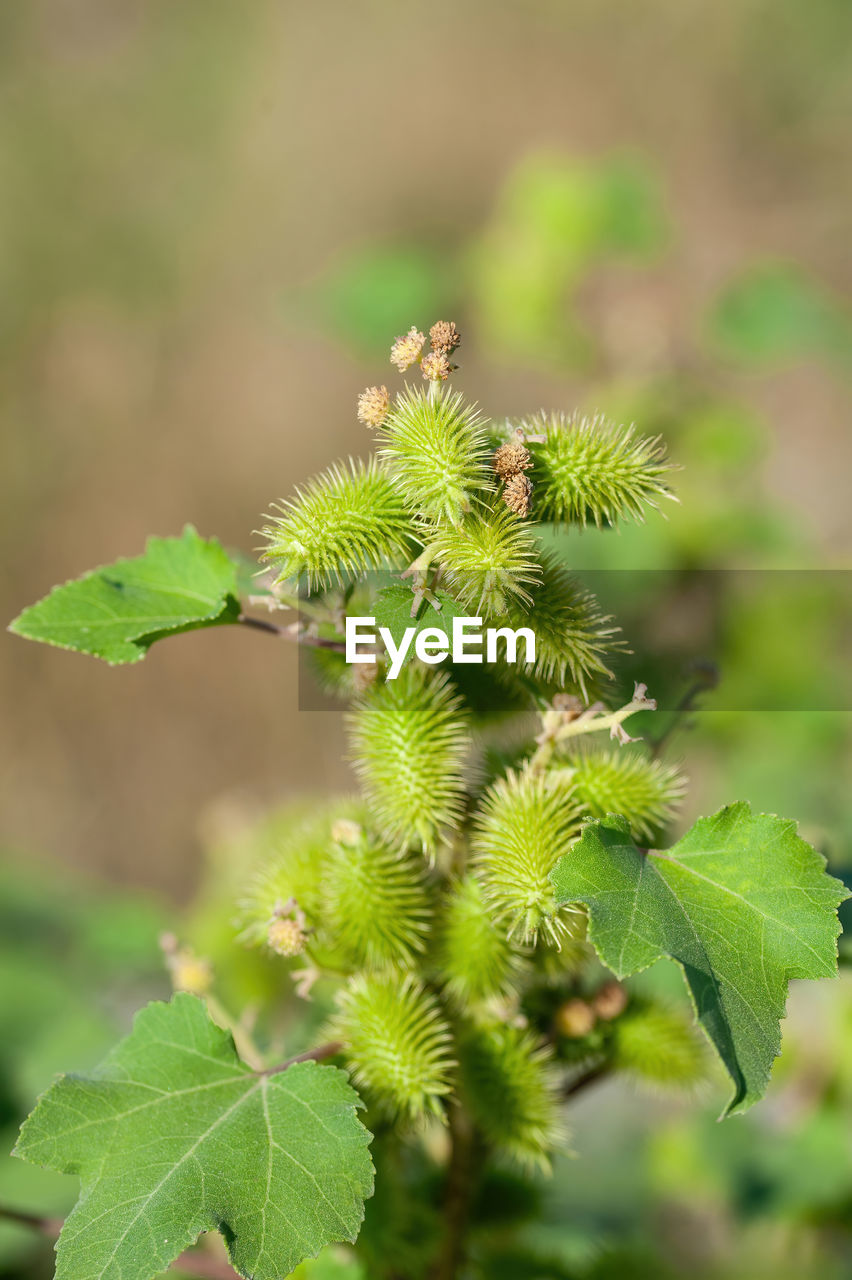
left=1, top=0, right=850, bottom=897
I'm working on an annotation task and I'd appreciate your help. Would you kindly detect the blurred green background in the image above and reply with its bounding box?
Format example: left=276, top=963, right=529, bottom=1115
left=1, top=1, right=851, bottom=1277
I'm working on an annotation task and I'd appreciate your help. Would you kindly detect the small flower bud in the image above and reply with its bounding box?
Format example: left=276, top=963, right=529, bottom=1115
left=390, top=326, right=425, bottom=371
left=555, top=998, right=596, bottom=1039
left=161, top=935, right=213, bottom=995
left=493, top=438, right=533, bottom=479
left=357, top=384, right=390, bottom=428
left=421, top=350, right=451, bottom=382
left=593, top=980, right=628, bottom=1021
left=429, top=320, right=461, bottom=355
left=502, top=472, right=533, bottom=517
left=331, top=817, right=363, bottom=846
left=267, top=916, right=307, bottom=958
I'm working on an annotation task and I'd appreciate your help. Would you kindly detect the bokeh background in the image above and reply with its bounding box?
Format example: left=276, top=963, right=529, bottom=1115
left=1, top=2, right=851, bottom=1277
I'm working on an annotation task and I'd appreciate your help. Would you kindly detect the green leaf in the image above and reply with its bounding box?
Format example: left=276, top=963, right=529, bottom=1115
left=550, top=803, right=849, bottom=1115
left=9, top=527, right=240, bottom=664
left=14, top=993, right=374, bottom=1280
left=372, top=584, right=463, bottom=669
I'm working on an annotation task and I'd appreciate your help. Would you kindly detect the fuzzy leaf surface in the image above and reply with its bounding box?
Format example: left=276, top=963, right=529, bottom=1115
left=9, top=527, right=240, bottom=664
left=550, top=803, right=849, bottom=1114
left=14, top=994, right=374, bottom=1280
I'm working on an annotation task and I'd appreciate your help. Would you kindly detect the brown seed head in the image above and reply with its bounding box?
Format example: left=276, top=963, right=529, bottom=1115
left=555, top=998, right=596, bottom=1039
left=429, top=320, right=461, bottom=355
left=267, top=916, right=307, bottom=958
left=502, top=472, right=533, bottom=517
left=493, top=439, right=533, bottom=478
left=390, top=326, right=425, bottom=371
left=593, top=980, right=628, bottom=1021
left=357, top=384, right=390, bottom=429
left=421, top=350, right=451, bottom=382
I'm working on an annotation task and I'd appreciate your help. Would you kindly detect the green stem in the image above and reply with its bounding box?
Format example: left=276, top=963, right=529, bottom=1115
left=434, top=1105, right=482, bottom=1280
left=528, top=685, right=657, bottom=773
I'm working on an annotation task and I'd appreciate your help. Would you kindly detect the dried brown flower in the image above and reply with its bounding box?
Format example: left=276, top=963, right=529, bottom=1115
left=390, top=326, right=425, bottom=371
left=357, top=384, right=390, bottom=428
left=493, top=438, right=533, bottom=479
left=593, top=980, right=628, bottom=1022
left=502, top=472, right=533, bottom=517
left=421, top=350, right=451, bottom=382
left=555, top=998, right=596, bottom=1039
left=429, top=320, right=461, bottom=355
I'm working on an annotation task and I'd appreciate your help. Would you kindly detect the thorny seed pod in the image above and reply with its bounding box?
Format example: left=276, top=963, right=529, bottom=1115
left=472, top=769, right=584, bottom=944
left=614, top=1004, right=707, bottom=1092
left=436, top=876, right=522, bottom=1007
left=347, top=665, right=469, bottom=857
left=498, top=552, right=622, bottom=699
left=516, top=410, right=677, bottom=528
left=331, top=975, right=455, bottom=1123
left=378, top=385, right=493, bottom=524
left=260, top=458, right=416, bottom=591
left=560, top=746, right=686, bottom=843
left=323, top=825, right=432, bottom=970
left=456, top=1022, right=565, bottom=1171
left=236, top=800, right=365, bottom=946
left=429, top=504, right=541, bottom=616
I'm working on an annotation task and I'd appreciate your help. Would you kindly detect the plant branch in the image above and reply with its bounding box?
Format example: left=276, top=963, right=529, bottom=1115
left=262, top=1041, right=343, bottom=1075
left=237, top=614, right=346, bottom=653
left=528, top=684, right=657, bottom=772
left=563, top=1060, right=612, bottom=1099
left=434, top=1105, right=481, bottom=1280
left=0, top=1206, right=239, bottom=1280
left=649, top=661, right=719, bottom=758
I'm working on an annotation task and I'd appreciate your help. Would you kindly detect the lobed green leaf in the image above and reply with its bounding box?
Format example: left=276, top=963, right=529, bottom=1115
left=550, top=803, right=850, bottom=1114
left=14, top=994, right=374, bottom=1280
left=9, top=527, right=240, bottom=664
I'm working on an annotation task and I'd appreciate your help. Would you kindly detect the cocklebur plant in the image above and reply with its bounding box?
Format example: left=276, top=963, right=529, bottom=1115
left=6, top=321, right=849, bottom=1280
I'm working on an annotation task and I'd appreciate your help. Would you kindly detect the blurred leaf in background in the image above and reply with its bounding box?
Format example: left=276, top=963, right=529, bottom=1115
left=0, top=856, right=165, bottom=1275
left=467, top=152, right=668, bottom=370
left=706, top=262, right=852, bottom=373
